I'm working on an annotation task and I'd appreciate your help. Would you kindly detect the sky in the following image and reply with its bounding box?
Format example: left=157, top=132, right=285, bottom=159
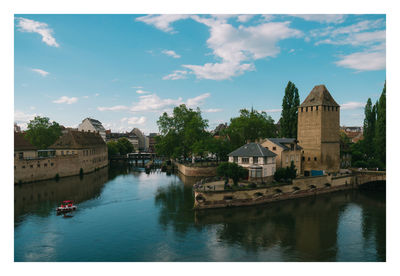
left=14, top=14, right=386, bottom=134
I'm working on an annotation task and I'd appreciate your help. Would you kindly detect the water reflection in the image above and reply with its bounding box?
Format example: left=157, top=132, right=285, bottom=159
left=14, top=167, right=108, bottom=225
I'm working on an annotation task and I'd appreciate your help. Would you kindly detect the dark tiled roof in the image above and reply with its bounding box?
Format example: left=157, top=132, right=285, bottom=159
left=50, top=130, right=106, bottom=149
left=14, top=132, right=37, bottom=151
left=228, top=143, right=276, bottom=157
left=267, top=138, right=302, bottom=151
left=300, top=85, right=339, bottom=107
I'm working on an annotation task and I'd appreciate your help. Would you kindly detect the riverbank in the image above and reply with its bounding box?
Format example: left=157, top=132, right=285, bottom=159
left=193, top=173, right=384, bottom=209
left=173, top=161, right=218, bottom=177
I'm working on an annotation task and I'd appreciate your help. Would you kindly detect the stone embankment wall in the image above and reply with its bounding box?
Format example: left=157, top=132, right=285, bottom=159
left=14, top=154, right=108, bottom=184
left=175, top=162, right=217, bottom=177
left=194, top=175, right=354, bottom=209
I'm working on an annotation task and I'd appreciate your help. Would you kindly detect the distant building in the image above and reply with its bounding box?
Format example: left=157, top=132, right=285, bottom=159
left=50, top=130, right=108, bottom=169
left=14, top=123, right=21, bottom=133
left=228, top=142, right=276, bottom=181
left=130, top=128, right=147, bottom=151
left=14, top=132, right=37, bottom=160
left=261, top=138, right=302, bottom=175
left=106, top=132, right=140, bottom=151
left=297, top=85, right=340, bottom=175
left=340, top=126, right=363, bottom=143
left=147, top=133, right=158, bottom=153
left=78, top=118, right=106, bottom=141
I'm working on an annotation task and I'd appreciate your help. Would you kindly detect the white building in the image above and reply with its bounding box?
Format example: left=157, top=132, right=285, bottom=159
left=78, top=118, right=106, bottom=141
left=228, top=142, right=277, bottom=180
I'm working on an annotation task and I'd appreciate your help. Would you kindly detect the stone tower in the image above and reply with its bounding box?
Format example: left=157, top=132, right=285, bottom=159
left=297, top=85, right=340, bottom=174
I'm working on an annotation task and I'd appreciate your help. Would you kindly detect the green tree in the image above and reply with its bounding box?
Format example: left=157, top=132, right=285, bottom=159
left=363, top=98, right=376, bottom=159
left=280, top=81, right=300, bottom=138
left=224, top=108, right=276, bottom=149
left=217, top=162, right=248, bottom=186
left=374, top=81, right=386, bottom=167
left=25, top=116, right=62, bottom=149
left=107, top=141, right=119, bottom=157
left=156, top=104, right=209, bottom=160
left=274, top=161, right=297, bottom=182
left=116, top=137, right=134, bottom=155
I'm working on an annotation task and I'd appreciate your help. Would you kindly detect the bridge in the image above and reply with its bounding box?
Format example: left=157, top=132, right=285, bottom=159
left=110, top=152, right=157, bottom=165
left=352, top=170, right=386, bottom=188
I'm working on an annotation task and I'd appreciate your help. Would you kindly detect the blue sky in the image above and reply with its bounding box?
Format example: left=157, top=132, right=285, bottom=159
left=14, top=14, right=386, bottom=134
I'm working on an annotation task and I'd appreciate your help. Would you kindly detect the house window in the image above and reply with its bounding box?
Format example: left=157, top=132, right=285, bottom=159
left=264, top=157, right=268, bottom=164
left=242, top=158, right=249, bottom=164
left=30, top=165, right=33, bottom=168
left=314, top=157, right=317, bottom=161
left=44, top=163, right=47, bottom=167
left=290, top=155, right=294, bottom=162
left=328, top=106, right=330, bottom=111
left=253, top=157, right=258, bottom=164
left=72, top=151, right=74, bottom=155
left=336, top=107, right=338, bottom=111
left=286, top=156, right=289, bottom=163
left=273, top=147, right=276, bottom=151
left=51, top=163, right=54, bottom=166
left=61, top=151, right=64, bottom=155
left=302, top=156, right=305, bottom=161
left=18, top=152, right=23, bottom=159
left=37, top=164, right=40, bottom=168
left=308, top=157, right=310, bottom=161
left=233, top=156, right=238, bottom=163
left=290, top=144, right=294, bottom=151
left=301, top=107, right=303, bottom=112
left=66, top=151, right=69, bottom=155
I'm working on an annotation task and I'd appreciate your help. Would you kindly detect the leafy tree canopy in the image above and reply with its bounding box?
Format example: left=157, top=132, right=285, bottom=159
left=25, top=116, right=62, bottom=150
left=280, top=81, right=300, bottom=138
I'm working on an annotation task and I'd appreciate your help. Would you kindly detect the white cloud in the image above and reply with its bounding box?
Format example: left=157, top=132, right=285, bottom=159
left=204, top=108, right=223, bottom=113
left=186, top=93, right=211, bottom=108
left=97, top=105, right=129, bottom=111
left=335, top=51, right=385, bottom=71
left=95, top=93, right=100, bottom=97
left=162, top=70, right=188, bottom=80
left=162, top=49, right=181, bottom=58
left=341, top=102, right=365, bottom=110
left=291, top=14, right=346, bottom=24
left=83, top=95, right=89, bottom=99
left=14, top=110, right=37, bottom=124
left=237, top=15, right=254, bottom=23
left=136, top=89, right=150, bottom=94
left=15, top=17, right=59, bottom=47
left=31, top=68, right=49, bottom=77
left=130, top=94, right=183, bottom=112
left=264, top=108, right=282, bottom=113
left=131, top=86, right=143, bottom=89
left=121, top=116, right=147, bottom=125
left=183, top=16, right=302, bottom=80
left=53, top=96, right=78, bottom=104
left=135, top=14, right=190, bottom=33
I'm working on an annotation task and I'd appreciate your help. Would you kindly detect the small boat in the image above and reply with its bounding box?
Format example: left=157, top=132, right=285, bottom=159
left=56, top=200, right=77, bottom=214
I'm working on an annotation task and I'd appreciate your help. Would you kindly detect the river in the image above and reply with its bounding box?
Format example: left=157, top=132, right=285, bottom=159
left=14, top=165, right=386, bottom=262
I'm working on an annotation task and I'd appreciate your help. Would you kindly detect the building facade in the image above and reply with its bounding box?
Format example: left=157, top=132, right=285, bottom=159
left=106, top=132, right=140, bottom=151
left=14, top=130, right=108, bottom=183
left=78, top=118, right=106, bottom=141
left=228, top=143, right=277, bottom=181
left=130, top=128, right=147, bottom=151
left=261, top=138, right=302, bottom=175
left=297, top=85, right=340, bottom=175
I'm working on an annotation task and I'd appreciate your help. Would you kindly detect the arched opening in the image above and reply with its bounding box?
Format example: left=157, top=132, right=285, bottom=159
left=195, top=194, right=205, bottom=202
left=223, top=196, right=234, bottom=201
left=253, top=192, right=263, bottom=198
left=275, top=188, right=282, bottom=193
left=324, top=183, right=331, bottom=187
left=309, top=185, right=316, bottom=189
left=292, top=186, right=300, bottom=191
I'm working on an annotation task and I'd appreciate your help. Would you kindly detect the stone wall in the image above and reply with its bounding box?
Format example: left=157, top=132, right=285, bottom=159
left=14, top=152, right=108, bottom=183
left=175, top=162, right=217, bottom=177
left=194, top=174, right=354, bottom=209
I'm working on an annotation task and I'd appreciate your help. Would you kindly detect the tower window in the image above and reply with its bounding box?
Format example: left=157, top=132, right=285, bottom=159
left=306, top=107, right=308, bottom=112
left=302, top=156, right=305, bottom=161
left=314, top=157, right=317, bottom=161
left=311, top=106, right=313, bottom=111
left=316, top=106, right=318, bottom=111
left=273, top=147, right=276, bottom=151
left=301, top=107, right=303, bottom=112
left=328, top=106, right=330, bottom=111
left=308, top=157, right=310, bottom=161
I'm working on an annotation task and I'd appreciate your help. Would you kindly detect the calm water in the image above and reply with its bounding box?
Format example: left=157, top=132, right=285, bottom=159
left=14, top=165, right=386, bottom=262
